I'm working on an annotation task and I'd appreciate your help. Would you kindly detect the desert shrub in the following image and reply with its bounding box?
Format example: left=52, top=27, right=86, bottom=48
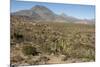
left=22, top=46, right=39, bottom=56
left=14, top=32, right=24, bottom=42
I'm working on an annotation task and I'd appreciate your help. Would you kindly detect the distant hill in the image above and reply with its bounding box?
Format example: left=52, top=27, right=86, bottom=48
left=74, top=19, right=95, bottom=24
left=11, top=5, right=95, bottom=24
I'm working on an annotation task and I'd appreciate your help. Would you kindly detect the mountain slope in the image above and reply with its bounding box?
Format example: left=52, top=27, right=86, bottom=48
left=11, top=5, right=95, bottom=24
left=31, top=5, right=56, bottom=21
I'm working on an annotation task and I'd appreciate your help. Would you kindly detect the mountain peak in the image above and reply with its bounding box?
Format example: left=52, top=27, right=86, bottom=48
left=31, top=5, right=49, bottom=10
left=60, top=13, right=67, bottom=17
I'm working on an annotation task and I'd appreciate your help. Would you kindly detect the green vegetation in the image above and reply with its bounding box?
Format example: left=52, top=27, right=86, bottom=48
left=22, top=46, right=38, bottom=56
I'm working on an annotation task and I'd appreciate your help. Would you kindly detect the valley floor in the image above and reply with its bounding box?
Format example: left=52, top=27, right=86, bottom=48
left=10, top=21, right=95, bottom=66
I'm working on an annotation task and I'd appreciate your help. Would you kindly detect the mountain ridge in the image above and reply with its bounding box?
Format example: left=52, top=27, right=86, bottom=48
left=11, top=5, right=95, bottom=24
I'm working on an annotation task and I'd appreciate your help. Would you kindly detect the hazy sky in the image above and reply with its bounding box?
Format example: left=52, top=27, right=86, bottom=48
left=11, top=0, right=95, bottom=19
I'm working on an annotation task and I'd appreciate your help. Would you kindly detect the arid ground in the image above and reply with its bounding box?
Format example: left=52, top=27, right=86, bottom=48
left=10, top=15, right=95, bottom=66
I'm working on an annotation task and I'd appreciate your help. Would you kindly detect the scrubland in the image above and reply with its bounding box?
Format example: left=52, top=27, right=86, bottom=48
left=10, top=20, right=95, bottom=65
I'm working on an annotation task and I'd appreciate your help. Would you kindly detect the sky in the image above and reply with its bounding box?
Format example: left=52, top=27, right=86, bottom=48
left=11, top=0, right=95, bottom=19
